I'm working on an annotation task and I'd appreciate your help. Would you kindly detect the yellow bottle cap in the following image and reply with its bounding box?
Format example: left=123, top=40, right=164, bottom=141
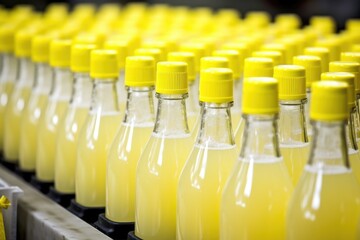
left=321, top=72, right=355, bottom=108
left=310, top=16, right=336, bottom=35
left=315, top=38, right=341, bottom=61
left=341, top=52, right=360, bottom=64
left=261, top=43, right=287, bottom=64
left=168, top=52, right=195, bottom=81
left=0, top=25, right=15, bottom=53
left=329, top=61, right=360, bottom=94
left=346, top=19, right=360, bottom=33
left=134, top=48, right=162, bottom=64
left=274, top=65, right=306, bottom=100
left=71, top=44, right=97, bottom=73
left=156, top=61, right=188, bottom=94
left=50, top=39, right=72, bottom=68
left=293, top=55, right=321, bottom=88
left=199, top=68, right=233, bottom=103
left=221, top=42, right=249, bottom=57
left=252, top=51, right=282, bottom=66
left=32, top=35, right=52, bottom=63
left=352, top=44, right=360, bottom=52
left=212, top=49, right=241, bottom=79
left=142, top=40, right=171, bottom=61
left=15, top=30, right=33, bottom=57
left=104, top=40, right=129, bottom=70
left=90, top=49, right=118, bottom=79
left=275, top=14, right=301, bottom=30
left=200, top=56, right=229, bottom=70
left=243, top=57, right=274, bottom=78
left=74, top=33, right=103, bottom=48
left=125, top=56, right=155, bottom=87
left=310, top=81, right=348, bottom=121
left=245, top=11, right=271, bottom=28
left=242, top=77, right=279, bottom=114
left=304, top=47, right=330, bottom=72
left=179, top=42, right=206, bottom=72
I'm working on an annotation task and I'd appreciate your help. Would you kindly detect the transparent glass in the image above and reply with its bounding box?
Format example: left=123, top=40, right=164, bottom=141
left=286, top=121, right=360, bottom=240
left=232, top=78, right=243, bottom=128
left=135, top=93, right=193, bottom=240
left=19, top=62, right=52, bottom=171
left=186, top=80, right=199, bottom=132
left=76, top=78, right=121, bottom=207
left=4, top=57, right=35, bottom=161
left=0, top=53, right=18, bottom=152
left=347, top=107, right=360, bottom=183
left=54, top=73, right=93, bottom=193
left=36, top=67, right=73, bottom=182
left=279, top=99, right=310, bottom=185
left=177, top=102, right=237, bottom=239
left=221, top=114, right=293, bottom=240
left=106, top=86, right=155, bottom=222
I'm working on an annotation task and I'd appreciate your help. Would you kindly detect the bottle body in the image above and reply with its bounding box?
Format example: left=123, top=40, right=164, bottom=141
left=4, top=57, right=35, bottom=161
left=19, top=63, right=52, bottom=171
left=186, top=80, right=199, bottom=132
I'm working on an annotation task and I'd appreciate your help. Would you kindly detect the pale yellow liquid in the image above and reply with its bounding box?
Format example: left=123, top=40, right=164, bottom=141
left=287, top=165, right=360, bottom=240
left=135, top=133, right=192, bottom=240
left=106, top=123, right=153, bottom=222
left=19, top=93, right=48, bottom=170
left=177, top=145, right=237, bottom=240
left=187, top=113, right=197, bottom=133
left=221, top=157, right=293, bottom=240
left=231, top=110, right=241, bottom=130
left=280, top=143, right=310, bottom=186
left=54, top=106, right=89, bottom=193
left=3, top=87, right=32, bottom=161
left=76, top=112, right=121, bottom=207
left=0, top=81, right=15, bottom=151
left=36, top=100, right=68, bottom=181
left=349, top=148, right=360, bottom=184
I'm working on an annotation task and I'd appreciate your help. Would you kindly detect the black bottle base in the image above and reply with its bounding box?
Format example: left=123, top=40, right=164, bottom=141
left=67, top=199, right=104, bottom=224
left=93, top=213, right=134, bottom=240
left=127, top=231, right=142, bottom=240
left=15, top=167, right=34, bottom=182
left=0, top=159, right=17, bottom=171
left=47, top=187, right=74, bottom=208
left=30, top=176, right=53, bottom=194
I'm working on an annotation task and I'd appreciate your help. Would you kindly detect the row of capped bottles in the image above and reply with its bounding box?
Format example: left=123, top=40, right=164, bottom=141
left=1, top=3, right=360, bottom=240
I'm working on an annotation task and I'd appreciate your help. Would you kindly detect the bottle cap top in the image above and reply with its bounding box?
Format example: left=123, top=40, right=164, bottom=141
left=168, top=52, right=196, bottom=81
left=293, top=55, right=321, bottom=88
left=199, top=68, right=233, bottom=103
left=274, top=65, right=306, bottom=100
left=156, top=61, right=188, bottom=94
left=243, top=57, right=274, bottom=78
left=340, top=52, right=360, bottom=64
left=125, top=56, right=155, bottom=87
left=329, top=61, right=360, bottom=94
left=310, top=81, right=348, bottom=121
left=242, top=77, right=279, bottom=114
left=71, top=43, right=97, bottom=73
left=212, top=49, right=241, bottom=79
left=32, top=34, right=52, bottom=63
left=90, top=49, right=118, bottom=79
left=50, top=39, right=72, bottom=67
left=321, top=72, right=356, bottom=108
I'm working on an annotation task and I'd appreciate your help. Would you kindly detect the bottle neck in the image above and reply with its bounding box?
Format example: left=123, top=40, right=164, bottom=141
left=347, top=107, right=358, bottom=150
left=196, top=102, right=235, bottom=147
left=0, top=53, right=18, bottom=83
left=90, top=78, right=120, bottom=114
left=50, top=67, right=73, bottom=101
left=309, top=120, right=349, bottom=168
left=240, top=114, right=281, bottom=159
left=33, top=63, right=52, bottom=94
left=17, top=57, right=35, bottom=87
left=153, top=93, right=190, bottom=137
left=70, top=72, right=93, bottom=108
left=279, top=99, right=308, bottom=143
left=123, top=86, right=155, bottom=125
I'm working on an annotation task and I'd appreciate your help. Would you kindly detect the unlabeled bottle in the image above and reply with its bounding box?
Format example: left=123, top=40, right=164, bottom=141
left=135, top=62, right=192, bottom=240
left=74, top=50, right=121, bottom=219
left=177, top=68, right=237, bottom=239
left=321, top=72, right=360, bottom=184
left=18, top=35, right=53, bottom=173
left=105, top=56, right=155, bottom=224
left=221, top=77, right=293, bottom=240
left=3, top=30, right=35, bottom=163
left=53, top=44, right=96, bottom=195
left=167, top=52, right=197, bottom=131
left=35, top=39, right=72, bottom=184
left=0, top=26, right=18, bottom=157
left=275, top=65, right=310, bottom=185
left=286, top=81, right=360, bottom=240
left=293, top=55, right=322, bottom=141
